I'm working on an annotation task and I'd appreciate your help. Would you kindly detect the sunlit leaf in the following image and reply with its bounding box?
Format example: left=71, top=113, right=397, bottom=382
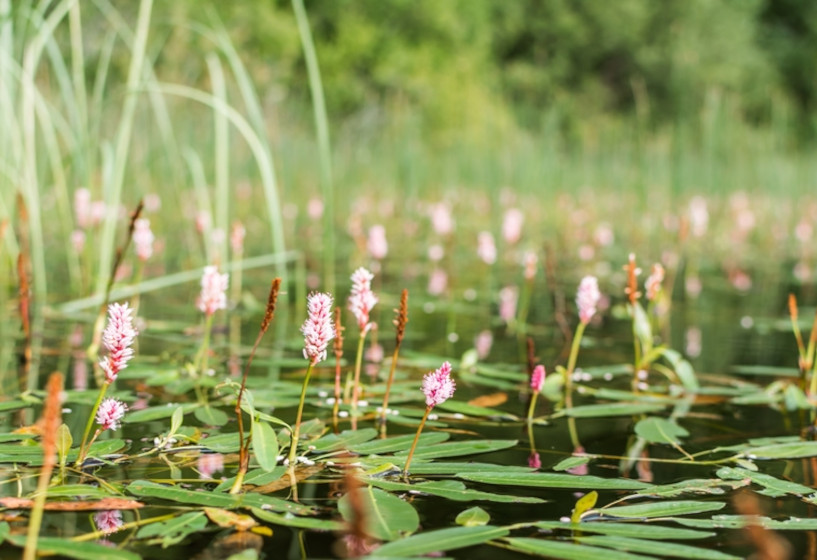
left=572, top=491, right=598, bottom=523
left=251, top=421, right=279, bottom=472
left=663, top=349, right=699, bottom=392
left=503, top=537, right=650, bottom=560
left=348, top=432, right=449, bottom=454
left=124, top=403, right=198, bottom=424
left=596, top=501, right=726, bottom=519
left=460, top=472, right=649, bottom=490
left=375, top=525, right=509, bottom=556
left=553, top=456, right=593, bottom=472
left=533, top=521, right=714, bottom=540
left=310, top=428, right=377, bottom=452
left=456, top=506, right=490, bottom=526
left=170, top=405, right=184, bottom=433
left=55, top=423, right=72, bottom=466
left=553, top=403, right=666, bottom=418
left=579, top=535, right=739, bottom=559
left=634, top=417, right=689, bottom=445
left=396, top=439, right=517, bottom=460
left=738, top=441, right=817, bottom=460
left=365, top=478, right=545, bottom=503
left=716, top=466, right=815, bottom=497
left=194, top=405, right=230, bottom=426
left=137, top=511, right=208, bottom=546
left=5, top=535, right=141, bottom=560
left=204, top=507, right=258, bottom=531
left=636, top=478, right=747, bottom=498
left=436, top=400, right=518, bottom=420
left=202, top=432, right=241, bottom=453
left=250, top=507, right=345, bottom=531
left=338, top=486, right=419, bottom=541
left=672, top=515, right=817, bottom=531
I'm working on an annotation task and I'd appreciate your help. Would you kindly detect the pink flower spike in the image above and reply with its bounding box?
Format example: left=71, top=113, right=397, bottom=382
left=94, top=510, right=124, bottom=535
left=133, top=218, right=154, bottom=261
left=576, top=276, right=601, bottom=324
left=422, top=361, right=456, bottom=407
left=530, top=365, right=545, bottom=393
left=96, top=398, right=127, bottom=431
left=197, top=265, right=229, bottom=316
left=302, top=292, right=335, bottom=364
left=348, top=267, right=378, bottom=332
left=99, top=302, right=138, bottom=383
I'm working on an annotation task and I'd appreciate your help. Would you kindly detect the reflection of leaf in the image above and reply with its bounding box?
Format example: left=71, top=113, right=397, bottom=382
left=456, top=506, right=490, bottom=526
left=468, top=392, right=508, bottom=407
left=634, top=417, right=689, bottom=445
left=375, top=526, right=509, bottom=557
left=338, top=486, right=419, bottom=541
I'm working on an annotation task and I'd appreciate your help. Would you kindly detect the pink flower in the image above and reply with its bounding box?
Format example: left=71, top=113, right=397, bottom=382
left=474, top=330, right=493, bottom=359
left=422, top=361, right=456, bottom=407
left=367, top=225, right=388, bottom=260
left=74, top=188, right=92, bottom=229
left=528, top=452, right=541, bottom=469
left=94, top=510, right=123, bottom=534
left=430, top=202, right=454, bottom=236
left=499, top=286, right=518, bottom=323
left=302, top=292, right=335, bottom=364
left=99, top=302, right=138, bottom=383
left=427, top=268, right=448, bottom=295
left=230, top=221, right=246, bottom=254
left=530, top=365, right=545, bottom=393
left=477, top=231, right=496, bottom=265
left=576, top=276, right=601, bottom=324
left=197, top=266, right=229, bottom=316
left=502, top=208, right=524, bottom=244
left=523, top=251, right=538, bottom=280
left=133, top=218, right=154, bottom=261
left=197, top=452, right=224, bottom=479
left=348, top=267, right=377, bottom=332
left=71, top=230, right=86, bottom=253
left=96, top=398, right=127, bottom=431
left=644, top=264, right=665, bottom=301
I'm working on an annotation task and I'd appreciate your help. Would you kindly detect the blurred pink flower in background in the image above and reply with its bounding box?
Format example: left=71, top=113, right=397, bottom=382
left=502, top=208, right=524, bottom=244
left=528, top=452, right=541, bottom=469
left=427, top=268, right=448, bottom=295
left=499, top=286, right=518, bottom=323
left=348, top=268, right=378, bottom=332
left=477, top=231, right=497, bottom=265
left=688, top=196, right=709, bottom=238
left=197, top=266, right=229, bottom=316
left=685, top=326, right=702, bottom=358
left=99, top=302, right=137, bottom=383
left=365, top=342, right=384, bottom=363
left=367, top=225, right=388, bottom=260
left=143, top=192, right=162, bottom=213
left=474, top=330, right=493, bottom=359
left=644, top=264, right=665, bottom=301
left=593, top=223, right=615, bottom=247
left=74, top=188, right=92, bottom=229
left=71, top=230, right=86, bottom=253
left=133, top=218, right=154, bottom=261
left=90, top=201, right=107, bottom=227
left=523, top=250, right=538, bottom=280
left=195, top=211, right=210, bottom=235
left=231, top=221, right=246, bottom=254
left=428, top=244, right=444, bottom=262
left=308, top=197, right=324, bottom=220
left=422, top=361, right=456, bottom=407
left=429, top=202, right=454, bottom=235
left=576, top=276, right=601, bottom=324
left=302, top=292, right=335, bottom=364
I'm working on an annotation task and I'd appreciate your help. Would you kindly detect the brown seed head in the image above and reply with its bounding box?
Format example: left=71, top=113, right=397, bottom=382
left=394, top=289, right=409, bottom=345
left=40, top=372, right=64, bottom=470
left=788, top=293, right=798, bottom=322
left=260, top=278, right=282, bottom=333
left=624, top=253, right=642, bottom=305
left=334, top=306, right=344, bottom=359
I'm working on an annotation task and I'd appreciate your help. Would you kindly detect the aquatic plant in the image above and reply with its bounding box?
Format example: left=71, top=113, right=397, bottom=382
left=403, top=361, right=456, bottom=476
left=348, top=267, right=377, bottom=426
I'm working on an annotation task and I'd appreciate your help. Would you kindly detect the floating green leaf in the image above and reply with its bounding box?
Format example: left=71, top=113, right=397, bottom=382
left=137, top=511, right=208, bottom=547
left=553, top=456, right=593, bottom=472
left=738, top=441, right=817, bottom=460
left=634, top=417, right=689, bottom=445
left=124, top=403, right=198, bottom=424
left=636, top=478, right=747, bottom=498
left=375, top=526, right=509, bottom=557
left=348, top=432, right=449, bottom=454
left=365, top=478, right=544, bottom=503
left=396, top=439, right=517, bottom=460
left=55, top=423, right=72, bottom=466
left=456, top=506, right=490, bottom=526
left=553, top=403, right=667, bottom=418
left=311, top=428, right=378, bottom=452
left=596, top=501, right=726, bottom=519
left=460, top=472, right=649, bottom=490
left=250, top=508, right=345, bottom=531
left=202, top=432, right=241, bottom=453
left=533, top=521, right=714, bottom=540
left=503, top=537, right=651, bottom=560
left=579, top=535, right=739, bottom=559
left=716, top=466, right=814, bottom=497
left=5, top=535, right=141, bottom=560
left=338, top=486, right=419, bottom=541
left=251, top=421, right=279, bottom=472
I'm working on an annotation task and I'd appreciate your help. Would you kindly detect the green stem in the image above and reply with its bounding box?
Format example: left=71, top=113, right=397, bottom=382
left=403, top=406, right=431, bottom=477
left=379, top=345, right=401, bottom=433
left=76, top=382, right=109, bottom=467
left=526, top=392, right=539, bottom=422
left=350, top=331, right=367, bottom=428
left=567, top=417, right=581, bottom=449
left=564, top=322, right=587, bottom=409
left=288, top=361, right=315, bottom=466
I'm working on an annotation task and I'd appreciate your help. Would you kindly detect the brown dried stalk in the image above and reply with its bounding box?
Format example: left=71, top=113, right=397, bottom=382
left=233, top=278, right=281, bottom=493
left=16, top=195, right=32, bottom=396
left=733, top=491, right=791, bottom=560
left=624, top=253, right=641, bottom=305
left=24, top=372, right=63, bottom=560
left=379, top=289, right=408, bottom=431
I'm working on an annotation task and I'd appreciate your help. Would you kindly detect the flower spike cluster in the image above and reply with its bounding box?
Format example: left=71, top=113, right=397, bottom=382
left=133, top=218, right=155, bottom=261
left=530, top=365, right=546, bottom=393
left=99, top=302, right=138, bottom=383
left=302, top=292, right=335, bottom=364
left=422, top=361, right=456, bottom=407
left=576, top=276, right=601, bottom=324
left=96, top=398, right=127, bottom=431
left=348, top=267, right=378, bottom=332
left=198, top=265, right=229, bottom=316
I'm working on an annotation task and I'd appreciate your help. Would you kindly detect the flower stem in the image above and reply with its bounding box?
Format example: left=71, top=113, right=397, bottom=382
left=403, top=406, right=431, bottom=477
left=288, top=361, right=316, bottom=466
left=76, top=382, right=109, bottom=467
left=379, top=345, right=401, bottom=434
left=350, top=331, right=367, bottom=429
left=564, top=322, right=586, bottom=409
left=526, top=392, right=539, bottom=422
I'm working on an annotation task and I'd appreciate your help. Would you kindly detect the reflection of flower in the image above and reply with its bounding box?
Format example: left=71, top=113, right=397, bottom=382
left=566, top=446, right=588, bottom=476
left=94, top=510, right=123, bottom=534
left=198, top=452, right=224, bottom=479
left=302, top=292, right=335, bottom=364
left=96, top=398, right=127, bottom=431
left=99, top=303, right=138, bottom=383
left=422, top=362, right=456, bottom=407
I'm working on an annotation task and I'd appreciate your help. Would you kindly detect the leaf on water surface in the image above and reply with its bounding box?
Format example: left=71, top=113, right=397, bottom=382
left=338, top=486, right=419, bottom=541
left=310, top=428, right=378, bottom=452
left=595, top=500, right=726, bottom=519
left=202, top=432, right=242, bottom=453
left=503, top=537, right=654, bottom=560
left=634, top=417, right=689, bottom=445
left=636, top=478, right=748, bottom=498
left=359, top=458, right=536, bottom=475
left=533, top=521, right=714, bottom=540
left=589, top=388, right=674, bottom=404
left=123, top=403, right=198, bottom=423
left=0, top=400, right=30, bottom=413
left=395, top=439, right=518, bottom=460
left=204, top=507, right=259, bottom=531
left=0, top=433, right=36, bottom=443
left=456, top=506, right=490, bottom=526
left=0, top=496, right=143, bottom=510
left=214, top=467, right=287, bottom=492
left=364, top=478, right=545, bottom=503
left=460, top=472, right=650, bottom=491
left=729, top=365, right=799, bottom=378
left=0, top=521, right=8, bottom=543
left=251, top=464, right=323, bottom=493
left=126, top=480, right=313, bottom=514
left=375, top=525, right=509, bottom=557
left=552, top=403, right=667, bottom=418
left=737, top=440, right=817, bottom=460
left=716, top=466, right=815, bottom=497
left=670, top=515, right=817, bottom=531
left=578, top=535, right=740, bottom=560
left=572, top=491, right=598, bottom=523
left=436, top=399, right=518, bottom=420
left=348, top=432, right=450, bottom=455
left=5, top=535, right=141, bottom=560
left=45, top=484, right=115, bottom=498
left=251, top=420, right=279, bottom=472
left=194, top=405, right=230, bottom=427
left=137, top=511, right=208, bottom=546
left=552, top=456, right=593, bottom=472
left=250, top=507, right=345, bottom=531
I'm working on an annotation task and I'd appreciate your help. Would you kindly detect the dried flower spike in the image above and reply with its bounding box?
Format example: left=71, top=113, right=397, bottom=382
left=576, top=276, right=601, bottom=325
left=198, top=265, right=229, bottom=316
left=302, top=292, right=335, bottom=364
left=96, top=398, right=127, bottom=431
left=422, top=361, right=456, bottom=407
left=348, top=267, right=378, bottom=332
left=99, top=302, right=138, bottom=383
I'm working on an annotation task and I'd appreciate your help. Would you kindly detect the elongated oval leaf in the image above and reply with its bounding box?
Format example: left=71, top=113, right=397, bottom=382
left=375, top=526, right=509, bottom=557
left=396, top=439, right=518, bottom=460
left=460, top=472, right=649, bottom=490
left=349, top=432, right=449, bottom=454
left=533, top=521, right=714, bottom=540
left=251, top=421, right=279, bottom=472
left=634, top=417, right=689, bottom=445
left=740, top=441, right=817, bottom=460
left=555, top=403, right=667, bottom=418
left=503, top=537, right=652, bottom=560
left=579, top=535, right=739, bottom=560
left=5, top=535, right=141, bottom=560
left=338, top=486, right=419, bottom=541
left=596, top=501, right=726, bottom=519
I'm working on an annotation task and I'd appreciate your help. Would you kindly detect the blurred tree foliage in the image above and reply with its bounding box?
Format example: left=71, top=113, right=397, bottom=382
left=99, top=0, right=817, bottom=142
